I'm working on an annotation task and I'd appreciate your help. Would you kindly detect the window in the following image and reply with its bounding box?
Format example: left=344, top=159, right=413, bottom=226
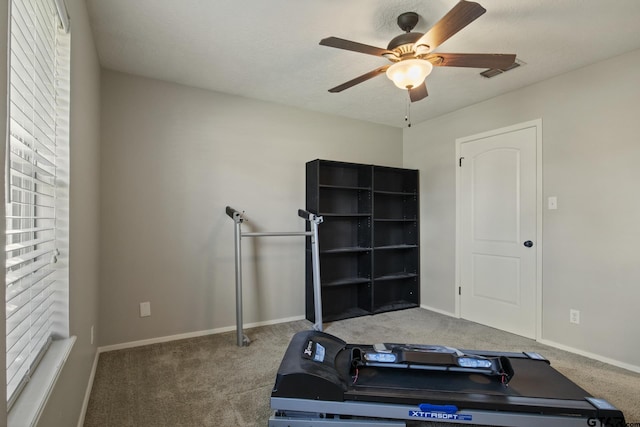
left=5, top=0, right=70, bottom=410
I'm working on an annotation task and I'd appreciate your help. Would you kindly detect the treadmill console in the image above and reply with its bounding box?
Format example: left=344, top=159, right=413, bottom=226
left=353, top=342, right=515, bottom=384
left=271, top=330, right=349, bottom=401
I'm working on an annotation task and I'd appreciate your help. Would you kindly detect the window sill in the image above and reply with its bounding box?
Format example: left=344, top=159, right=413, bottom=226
left=8, top=336, right=76, bottom=427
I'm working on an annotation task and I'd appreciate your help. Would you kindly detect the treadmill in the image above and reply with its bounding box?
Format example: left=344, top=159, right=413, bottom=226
left=269, top=330, right=626, bottom=426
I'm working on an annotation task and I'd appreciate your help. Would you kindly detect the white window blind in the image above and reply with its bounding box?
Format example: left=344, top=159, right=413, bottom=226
left=6, top=0, right=70, bottom=408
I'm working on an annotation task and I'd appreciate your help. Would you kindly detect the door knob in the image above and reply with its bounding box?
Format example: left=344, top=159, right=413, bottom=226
left=524, top=240, right=533, bottom=248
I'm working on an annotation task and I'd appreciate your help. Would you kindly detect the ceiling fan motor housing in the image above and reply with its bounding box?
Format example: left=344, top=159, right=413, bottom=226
left=387, top=12, right=429, bottom=59
left=387, top=32, right=425, bottom=58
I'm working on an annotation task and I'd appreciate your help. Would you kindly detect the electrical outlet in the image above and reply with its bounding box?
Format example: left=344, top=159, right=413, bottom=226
left=91, top=325, right=94, bottom=345
left=570, top=309, right=580, bottom=324
left=140, top=301, right=151, bottom=317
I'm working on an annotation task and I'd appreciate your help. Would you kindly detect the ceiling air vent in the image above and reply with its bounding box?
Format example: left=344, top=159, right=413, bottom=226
left=480, top=58, right=523, bottom=78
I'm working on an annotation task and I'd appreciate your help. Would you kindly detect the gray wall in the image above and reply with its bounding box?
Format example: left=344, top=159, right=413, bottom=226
left=404, top=48, right=640, bottom=368
left=36, top=0, right=102, bottom=425
left=99, top=70, right=403, bottom=346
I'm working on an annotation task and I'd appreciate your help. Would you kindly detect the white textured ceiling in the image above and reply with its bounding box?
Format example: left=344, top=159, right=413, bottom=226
left=86, top=0, right=640, bottom=128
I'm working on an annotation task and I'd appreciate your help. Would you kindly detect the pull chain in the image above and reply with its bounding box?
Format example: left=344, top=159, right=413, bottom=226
left=405, top=90, right=412, bottom=127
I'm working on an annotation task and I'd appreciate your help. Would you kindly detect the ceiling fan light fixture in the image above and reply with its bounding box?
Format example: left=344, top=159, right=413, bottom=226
left=386, top=59, right=433, bottom=90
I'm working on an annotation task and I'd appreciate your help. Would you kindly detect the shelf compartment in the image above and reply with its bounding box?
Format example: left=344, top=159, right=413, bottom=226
left=373, top=276, right=419, bottom=313
left=373, top=248, right=418, bottom=279
left=319, top=216, right=371, bottom=252
left=374, top=166, right=418, bottom=193
left=319, top=186, right=371, bottom=215
left=374, top=221, right=418, bottom=247
left=320, top=252, right=371, bottom=286
left=321, top=284, right=371, bottom=322
left=373, top=191, right=417, bottom=220
left=318, top=161, right=371, bottom=188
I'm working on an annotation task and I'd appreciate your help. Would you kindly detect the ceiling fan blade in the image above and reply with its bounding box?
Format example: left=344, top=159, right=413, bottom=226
left=414, top=0, right=486, bottom=53
left=328, top=65, right=390, bottom=93
left=409, top=82, right=428, bottom=102
left=426, top=53, right=516, bottom=69
left=320, top=37, right=398, bottom=58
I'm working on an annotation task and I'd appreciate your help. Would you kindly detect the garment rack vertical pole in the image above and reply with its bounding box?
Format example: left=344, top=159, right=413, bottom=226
left=226, top=206, right=323, bottom=347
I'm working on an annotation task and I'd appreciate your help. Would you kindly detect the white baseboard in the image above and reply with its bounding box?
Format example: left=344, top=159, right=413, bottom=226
left=98, top=315, right=307, bottom=353
left=76, top=349, right=100, bottom=427
left=538, top=338, right=640, bottom=374
left=420, top=304, right=457, bottom=318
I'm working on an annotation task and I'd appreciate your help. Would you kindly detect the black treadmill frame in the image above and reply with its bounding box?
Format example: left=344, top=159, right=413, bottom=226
left=269, top=330, right=626, bottom=427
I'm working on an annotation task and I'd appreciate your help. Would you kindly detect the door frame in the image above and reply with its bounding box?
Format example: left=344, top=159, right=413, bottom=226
left=454, top=119, right=543, bottom=340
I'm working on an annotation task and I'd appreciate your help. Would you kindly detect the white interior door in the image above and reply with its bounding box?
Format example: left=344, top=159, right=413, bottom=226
left=458, top=123, right=539, bottom=339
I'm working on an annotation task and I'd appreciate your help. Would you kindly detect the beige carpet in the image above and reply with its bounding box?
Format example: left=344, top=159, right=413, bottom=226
left=84, top=308, right=640, bottom=426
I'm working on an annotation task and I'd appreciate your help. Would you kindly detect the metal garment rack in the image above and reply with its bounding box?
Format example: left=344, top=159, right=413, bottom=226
left=226, top=206, right=323, bottom=347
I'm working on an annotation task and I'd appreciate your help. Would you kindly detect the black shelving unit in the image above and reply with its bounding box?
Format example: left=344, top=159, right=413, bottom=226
left=305, top=160, right=419, bottom=323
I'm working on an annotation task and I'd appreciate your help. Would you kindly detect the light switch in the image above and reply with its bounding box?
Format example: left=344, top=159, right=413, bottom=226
left=548, top=196, right=558, bottom=210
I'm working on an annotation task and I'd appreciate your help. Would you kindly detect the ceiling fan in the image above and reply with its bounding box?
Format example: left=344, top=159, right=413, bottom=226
left=320, top=0, right=516, bottom=102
